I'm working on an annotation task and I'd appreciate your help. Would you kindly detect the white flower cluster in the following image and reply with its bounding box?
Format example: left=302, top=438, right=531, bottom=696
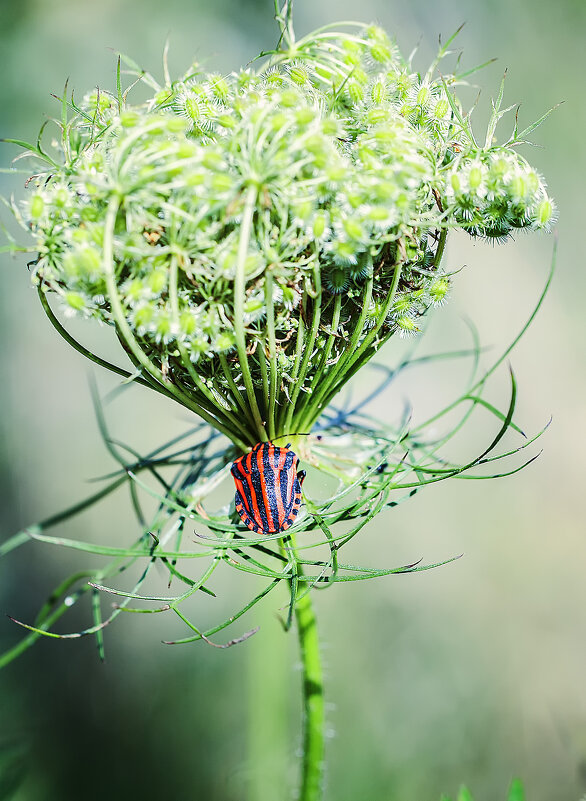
left=17, top=22, right=554, bottom=443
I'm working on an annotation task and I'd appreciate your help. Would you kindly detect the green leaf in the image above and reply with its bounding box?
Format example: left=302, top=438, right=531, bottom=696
left=116, top=56, right=124, bottom=111
left=0, top=137, right=59, bottom=168
left=457, top=787, right=475, bottom=801
left=455, top=57, right=497, bottom=81
left=464, top=394, right=525, bottom=436
left=26, top=530, right=213, bottom=559
left=509, top=103, right=562, bottom=145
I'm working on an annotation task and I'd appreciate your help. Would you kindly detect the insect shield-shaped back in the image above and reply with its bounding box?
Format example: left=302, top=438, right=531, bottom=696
left=231, top=442, right=305, bottom=534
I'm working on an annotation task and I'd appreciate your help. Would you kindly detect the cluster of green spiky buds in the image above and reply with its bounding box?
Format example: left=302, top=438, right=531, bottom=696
left=444, top=149, right=556, bottom=240
left=17, top=22, right=554, bottom=450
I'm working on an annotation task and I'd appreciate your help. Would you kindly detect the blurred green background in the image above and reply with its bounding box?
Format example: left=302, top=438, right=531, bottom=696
left=0, top=1, right=584, bottom=799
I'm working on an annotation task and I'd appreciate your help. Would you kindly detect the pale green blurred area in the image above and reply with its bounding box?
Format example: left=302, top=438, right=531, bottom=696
left=0, top=1, right=584, bottom=799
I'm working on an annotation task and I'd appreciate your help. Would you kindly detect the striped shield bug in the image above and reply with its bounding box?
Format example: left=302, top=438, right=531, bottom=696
left=231, top=441, right=306, bottom=534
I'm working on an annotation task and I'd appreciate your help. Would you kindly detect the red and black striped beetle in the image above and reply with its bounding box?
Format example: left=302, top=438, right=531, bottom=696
left=231, top=442, right=306, bottom=534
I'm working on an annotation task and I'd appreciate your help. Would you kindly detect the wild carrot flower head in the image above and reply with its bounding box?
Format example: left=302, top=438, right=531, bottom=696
left=13, top=22, right=554, bottom=449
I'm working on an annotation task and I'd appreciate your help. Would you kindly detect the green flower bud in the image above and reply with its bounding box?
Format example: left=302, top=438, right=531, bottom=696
left=393, top=295, right=412, bottom=315
left=535, top=197, right=555, bottom=228
left=371, top=43, right=392, bottom=63
left=178, top=310, right=196, bottom=335
left=217, top=113, right=235, bottom=129
left=209, top=74, right=230, bottom=101
left=323, top=265, right=350, bottom=294
left=134, top=304, right=155, bottom=330
left=332, top=240, right=356, bottom=264
left=64, top=291, right=86, bottom=311
left=211, top=174, right=233, bottom=193
left=265, top=69, right=283, bottom=86
left=215, top=331, right=235, bottom=351
left=64, top=245, right=102, bottom=278
left=293, top=199, right=313, bottom=221
left=326, top=164, right=346, bottom=183
left=184, top=96, right=205, bottom=123
left=342, top=38, right=361, bottom=54
left=154, top=90, right=173, bottom=106
left=148, top=269, right=167, bottom=294
left=468, top=165, right=483, bottom=191
left=373, top=182, right=397, bottom=201
left=343, top=51, right=361, bottom=68
left=429, top=277, right=450, bottom=306
left=155, top=313, right=172, bottom=340
left=289, top=65, right=308, bottom=85
left=343, top=218, right=365, bottom=241
left=347, top=81, right=364, bottom=104
left=416, top=85, right=430, bottom=108
left=367, top=206, right=390, bottom=222
left=165, top=116, right=189, bottom=133
left=366, top=108, right=388, bottom=126
left=126, top=278, right=145, bottom=304
left=186, top=171, right=206, bottom=187
left=371, top=80, right=386, bottom=105
left=509, top=175, right=527, bottom=202
left=526, top=170, right=541, bottom=195
left=435, top=98, right=449, bottom=119
left=313, top=213, right=327, bottom=239
left=86, top=91, right=111, bottom=113
left=244, top=297, right=264, bottom=315
left=81, top=206, right=99, bottom=222
left=396, top=315, right=418, bottom=335
left=295, top=108, right=315, bottom=127
left=189, top=336, right=209, bottom=359
left=315, top=65, right=333, bottom=82
left=54, top=188, right=70, bottom=208
left=202, top=151, right=223, bottom=170
left=30, top=194, right=44, bottom=219
left=280, top=89, right=299, bottom=107
left=321, top=117, right=341, bottom=137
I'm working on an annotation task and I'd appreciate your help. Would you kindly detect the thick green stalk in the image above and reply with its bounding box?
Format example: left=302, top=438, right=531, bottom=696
left=295, top=587, right=325, bottom=801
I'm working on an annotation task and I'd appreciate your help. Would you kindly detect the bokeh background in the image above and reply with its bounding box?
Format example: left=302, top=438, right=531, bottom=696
left=0, top=1, right=584, bottom=799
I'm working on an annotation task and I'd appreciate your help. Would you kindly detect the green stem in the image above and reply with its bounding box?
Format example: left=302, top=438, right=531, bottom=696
left=264, top=270, right=277, bottom=440
left=37, top=284, right=175, bottom=401
left=259, top=343, right=271, bottom=426
left=102, top=196, right=249, bottom=452
left=293, top=293, right=342, bottom=428
left=284, top=263, right=322, bottom=434
left=297, top=275, right=373, bottom=431
left=168, top=255, right=245, bottom=434
left=295, top=585, right=325, bottom=801
left=299, top=262, right=403, bottom=431
left=218, top=352, right=258, bottom=435
left=234, top=184, right=267, bottom=441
